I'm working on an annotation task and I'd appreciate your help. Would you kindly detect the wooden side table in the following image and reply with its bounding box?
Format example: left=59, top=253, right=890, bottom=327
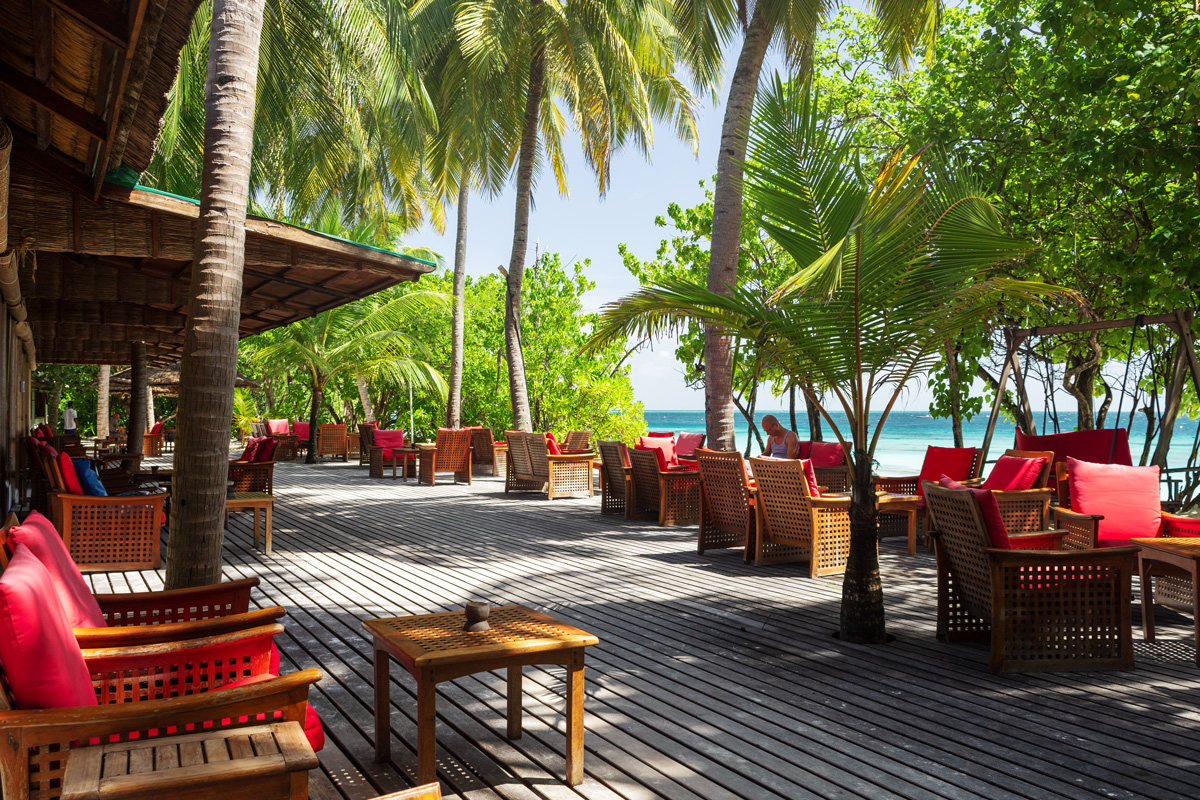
left=227, top=492, right=276, bottom=553
left=61, top=722, right=317, bottom=800
left=1134, top=537, right=1200, bottom=663
left=363, top=605, right=599, bottom=786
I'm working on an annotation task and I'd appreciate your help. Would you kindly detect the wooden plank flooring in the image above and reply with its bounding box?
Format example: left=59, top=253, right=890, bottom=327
left=90, top=458, right=1200, bottom=800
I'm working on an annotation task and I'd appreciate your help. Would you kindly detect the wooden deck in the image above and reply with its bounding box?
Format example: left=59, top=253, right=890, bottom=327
left=89, top=459, right=1200, bottom=800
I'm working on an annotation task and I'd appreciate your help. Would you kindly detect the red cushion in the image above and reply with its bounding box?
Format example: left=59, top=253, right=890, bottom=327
left=150, top=421, right=163, bottom=434
left=916, top=446, right=976, bottom=498
left=294, top=422, right=311, bottom=439
left=675, top=433, right=704, bottom=458
left=546, top=433, right=562, bottom=455
left=215, top=673, right=325, bottom=752
left=638, top=436, right=677, bottom=467
left=7, top=511, right=105, bottom=629
left=982, top=455, right=1046, bottom=491
left=266, top=419, right=289, bottom=434
left=252, top=437, right=278, bottom=463
left=800, top=459, right=821, bottom=498
left=796, top=440, right=813, bottom=459
left=809, top=441, right=845, bottom=467
left=0, top=547, right=98, bottom=709
left=938, top=476, right=1010, bottom=548
left=635, top=443, right=670, bottom=472
left=1068, top=457, right=1161, bottom=544
left=618, top=442, right=631, bottom=468
left=647, top=431, right=674, bottom=440
left=380, top=449, right=416, bottom=461
left=1014, top=427, right=1132, bottom=489
left=57, top=452, right=84, bottom=495
left=237, top=439, right=259, bottom=462
left=375, top=430, right=406, bottom=449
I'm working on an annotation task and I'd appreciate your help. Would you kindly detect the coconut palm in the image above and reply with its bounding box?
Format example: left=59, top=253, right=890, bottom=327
left=251, top=293, right=450, bottom=463
left=586, top=77, right=1072, bottom=642
left=670, top=0, right=943, bottom=451
left=419, top=0, right=702, bottom=430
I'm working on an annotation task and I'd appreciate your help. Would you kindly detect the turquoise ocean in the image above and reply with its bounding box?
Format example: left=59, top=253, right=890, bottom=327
left=645, top=409, right=1200, bottom=477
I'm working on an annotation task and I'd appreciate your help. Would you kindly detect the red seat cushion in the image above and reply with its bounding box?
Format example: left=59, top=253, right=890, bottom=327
left=799, top=459, right=821, bottom=498
left=294, top=422, right=311, bottom=439
left=58, top=452, right=84, bottom=495
left=647, top=431, right=674, bottom=440
left=635, top=443, right=670, bottom=472
left=809, top=441, right=845, bottom=467
left=0, top=546, right=99, bottom=709
left=1068, top=457, right=1161, bottom=545
left=916, top=446, right=976, bottom=498
left=374, top=430, right=406, bottom=449
left=675, top=433, right=704, bottom=458
left=938, top=476, right=1010, bottom=549
left=982, top=455, right=1047, bottom=491
left=380, top=449, right=416, bottom=461
left=252, top=437, right=278, bottom=463
left=638, top=436, right=677, bottom=467
left=215, top=673, right=325, bottom=752
left=7, top=511, right=105, bottom=629
left=266, top=419, right=290, bottom=435
left=796, top=440, right=813, bottom=459
left=150, top=421, right=163, bottom=434
left=546, top=432, right=562, bottom=455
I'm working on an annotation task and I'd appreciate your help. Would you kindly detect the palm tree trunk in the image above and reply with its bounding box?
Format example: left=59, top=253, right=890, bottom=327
left=356, top=371, right=375, bottom=423
left=124, top=342, right=147, bottom=471
left=447, top=175, right=469, bottom=427
left=306, top=378, right=322, bottom=463
left=503, top=29, right=544, bottom=432
left=804, top=381, right=823, bottom=441
left=97, top=365, right=110, bottom=438
left=703, top=7, right=772, bottom=451
left=146, top=387, right=156, bottom=429
left=48, top=384, right=61, bottom=431
left=166, top=0, right=266, bottom=589
left=945, top=340, right=964, bottom=447
left=840, top=447, right=886, bottom=643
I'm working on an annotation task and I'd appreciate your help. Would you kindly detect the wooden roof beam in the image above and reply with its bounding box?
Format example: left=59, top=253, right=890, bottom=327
left=45, top=0, right=129, bottom=49
left=0, top=64, right=107, bottom=141
left=33, top=2, right=53, bottom=151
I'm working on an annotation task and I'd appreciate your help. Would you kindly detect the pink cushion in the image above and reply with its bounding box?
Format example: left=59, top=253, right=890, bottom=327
left=638, top=436, right=677, bottom=467
left=647, top=431, right=674, bottom=440
left=800, top=459, right=821, bottom=498
left=938, top=476, right=1010, bottom=549
left=7, top=511, right=105, bottom=629
left=796, top=441, right=813, bottom=459
left=0, top=547, right=98, bottom=709
left=618, top=442, right=631, bottom=468
left=1068, top=457, right=1161, bottom=544
left=251, top=437, right=277, bottom=463
left=216, top=673, right=325, bottom=752
left=57, top=452, right=84, bottom=495
left=266, top=419, right=289, bottom=434
left=675, top=433, right=704, bottom=458
left=546, top=433, right=562, bottom=455
left=917, top=446, right=976, bottom=497
left=150, top=421, right=163, bottom=434
left=294, top=422, right=311, bottom=438
left=809, top=441, right=845, bottom=467
left=634, top=443, right=670, bottom=472
left=375, top=430, right=406, bottom=449
left=982, top=455, right=1046, bottom=491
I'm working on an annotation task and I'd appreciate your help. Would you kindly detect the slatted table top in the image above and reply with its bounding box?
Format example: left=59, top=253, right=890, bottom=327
left=1134, top=537, right=1200, bottom=558
left=363, top=604, right=598, bottom=668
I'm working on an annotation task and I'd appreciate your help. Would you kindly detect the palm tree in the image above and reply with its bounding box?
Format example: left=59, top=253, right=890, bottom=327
left=586, top=77, right=1071, bottom=642
left=428, top=0, right=702, bottom=430
left=672, top=0, right=943, bottom=450
left=166, top=0, right=267, bottom=590
left=251, top=293, right=450, bottom=462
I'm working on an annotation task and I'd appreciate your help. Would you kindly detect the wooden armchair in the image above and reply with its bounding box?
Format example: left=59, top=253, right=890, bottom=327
left=923, top=482, right=1136, bottom=673
left=417, top=428, right=473, bottom=486
left=505, top=431, right=594, bottom=499
left=469, top=426, right=498, bottom=474
left=696, top=449, right=754, bottom=557
left=43, top=457, right=165, bottom=572
left=0, top=625, right=321, bottom=800
left=814, top=465, right=851, bottom=493
left=142, top=429, right=164, bottom=457
left=229, top=460, right=275, bottom=494
left=566, top=430, right=592, bottom=451
left=627, top=448, right=699, bottom=525
left=749, top=457, right=852, bottom=575
left=597, top=441, right=631, bottom=516
left=317, top=423, right=348, bottom=461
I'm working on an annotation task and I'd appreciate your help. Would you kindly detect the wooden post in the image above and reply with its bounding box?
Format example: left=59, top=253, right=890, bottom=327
left=97, top=365, right=110, bottom=438
left=978, top=334, right=1019, bottom=468
left=146, top=385, right=155, bottom=428
left=125, top=341, right=146, bottom=470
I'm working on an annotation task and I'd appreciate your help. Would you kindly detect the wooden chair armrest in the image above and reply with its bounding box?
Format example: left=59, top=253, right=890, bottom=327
left=81, top=624, right=282, bottom=670
left=55, top=493, right=166, bottom=508
left=811, top=496, right=852, bottom=509
left=1051, top=507, right=1103, bottom=524
left=548, top=453, right=594, bottom=463
left=985, top=545, right=1139, bottom=564
left=1007, top=530, right=1065, bottom=549
left=959, top=477, right=984, bottom=487
left=660, top=470, right=699, bottom=484
left=94, top=577, right=259, bottom=620
left=991, top=488, right=1055, bottom=501
left=874, top=476, right=919, bottom=492
left=74, top=607, right=286, bottom=648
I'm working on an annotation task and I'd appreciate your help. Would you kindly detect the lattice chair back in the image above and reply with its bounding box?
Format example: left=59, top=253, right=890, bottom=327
left=696, top=449, right=752, bottom=552
left=526, top=433, right=554, bottom=481
left=359, top=423, right=376, bottom=449
left=626, top=448, right=663, bottom=516
left=470, top=427, right=495, bottom=463
left=749, top=457, right=817, bottom=551
left=434, top=428, right=474, bottom=473
left=814, top=465, right=851, bottom=493
left=506, top=431, right=533, bottom=479
left=922, top=483, right=995, bottom=620
left=566, top=430, right=592, bottom=451
left=598, top=442, right=628, bottom=495
left=1003, top=449, right=1055, bottom=488
left=319, top=423, right=347, bottom=458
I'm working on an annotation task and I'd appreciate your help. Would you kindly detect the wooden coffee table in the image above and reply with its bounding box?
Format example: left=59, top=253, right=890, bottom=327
left=1133, top=537, right=1200, bottom=663
left=825, top=492, right=921, bottom=554
left=226, top=492, right=276, bottom=553
left=363, top=605, right=599, bottom=785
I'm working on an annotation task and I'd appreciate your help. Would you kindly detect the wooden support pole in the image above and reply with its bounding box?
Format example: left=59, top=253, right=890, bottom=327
left=125, top=340, right=146, bottom=469
left=97, top=365, right=110, bottom=438
left=978, top=334, right=1019, bottom=468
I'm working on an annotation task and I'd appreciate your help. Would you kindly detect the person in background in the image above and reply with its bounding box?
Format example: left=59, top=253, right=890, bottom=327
left=62, top=400, right=78, bottom=436
left=110, top=410, right=124, bottom=437
left=760, top=414, right=799, bottom=459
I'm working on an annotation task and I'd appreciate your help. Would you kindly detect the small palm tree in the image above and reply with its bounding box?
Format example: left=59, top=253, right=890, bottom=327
left=586, top=77, right=1075, bottom=643
left=252, top=292, right=450, bottom=462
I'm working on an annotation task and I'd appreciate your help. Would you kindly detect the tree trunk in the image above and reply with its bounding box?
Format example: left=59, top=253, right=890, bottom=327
left=1095, top=375, right=1112, bottom=429
left=305, top=379, right=322, bottom=464
left=789, top=385, right=798, bottom=434
left=165, top=0, right=266, bottom=589
left=945, top=341, right=964, bottom=447
left=356, top=371, right=375, bottom=423
left=1152, top=343, right=1187, bottom=468
left=839, top=447, right=886, bottom=643
left=48, top=385, right=61, bottom=431
left=97, top=365, right=110, bottom=438
left=447, top=176, right=469, bottom=428
left=503, top=28, right=544, bottom=432
left=703, top=7, right=772, bottom=451
left=804, top=382, right=823, bottom=441
left=125, top=342, right=147, bottom=471
left=1063, top=336, right=1102, bottom=430
left=146, top=387, right=156, bottom=429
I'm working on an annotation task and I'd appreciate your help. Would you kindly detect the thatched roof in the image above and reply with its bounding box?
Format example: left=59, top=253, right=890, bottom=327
left=108, top=362, right=259, bottom=393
